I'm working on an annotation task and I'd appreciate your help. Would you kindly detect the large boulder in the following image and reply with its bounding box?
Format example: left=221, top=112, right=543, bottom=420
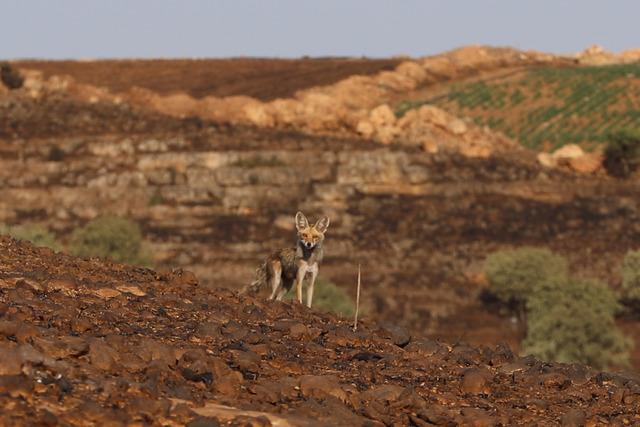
left=568, top=153, right=603, bottom=174
left=552, top=144, right=585, bottom=160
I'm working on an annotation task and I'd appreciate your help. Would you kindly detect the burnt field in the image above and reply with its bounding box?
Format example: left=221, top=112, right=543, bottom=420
left=14, top=57, right=401, bottom=100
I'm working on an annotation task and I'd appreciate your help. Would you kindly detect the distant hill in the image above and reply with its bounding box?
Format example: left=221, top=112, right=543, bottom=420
left=397, top=63, right=640, bottom=151
left=13, top=57, right=401, bottom=101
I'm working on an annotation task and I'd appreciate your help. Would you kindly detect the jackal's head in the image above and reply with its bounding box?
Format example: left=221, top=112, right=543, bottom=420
left=295, top=211, right=330, bottom=250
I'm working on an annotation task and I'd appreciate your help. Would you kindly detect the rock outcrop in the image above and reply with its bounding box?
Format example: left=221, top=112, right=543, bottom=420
left=538, top=144, right=604, bottom=174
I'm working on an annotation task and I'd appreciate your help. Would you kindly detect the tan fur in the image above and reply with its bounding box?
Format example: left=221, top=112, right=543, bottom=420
left=242, top=211, right=330, bottom=308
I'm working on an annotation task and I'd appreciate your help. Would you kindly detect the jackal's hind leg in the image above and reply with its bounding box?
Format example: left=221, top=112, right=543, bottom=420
left=268, top=261, right=282, bottom=300
left=275, top=286, right=288, bottom=301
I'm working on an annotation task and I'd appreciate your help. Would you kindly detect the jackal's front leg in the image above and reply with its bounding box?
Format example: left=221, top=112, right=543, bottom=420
left=306, top=268, right=318, bottom=308
left=295, top=266, right=307, bottom=304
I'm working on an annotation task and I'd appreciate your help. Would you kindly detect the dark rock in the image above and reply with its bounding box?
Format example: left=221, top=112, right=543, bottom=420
left=56, top=377, right=73, bottom=396
left=378, top=323, right=411, bottom=347
left=186, top=416, right=221, bottom=427
left=351, top=351, right=383, bottom=362
left=181, top=368, right=213, bottom=385
left=231, top=415, right=272, bottom=427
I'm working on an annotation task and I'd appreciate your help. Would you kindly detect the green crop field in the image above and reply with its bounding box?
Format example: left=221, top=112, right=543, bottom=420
left=396, top=63, right=640, bottom=151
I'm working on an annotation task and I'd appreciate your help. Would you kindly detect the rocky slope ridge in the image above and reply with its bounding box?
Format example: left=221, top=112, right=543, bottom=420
left=1, top=236, right=640, bottom=426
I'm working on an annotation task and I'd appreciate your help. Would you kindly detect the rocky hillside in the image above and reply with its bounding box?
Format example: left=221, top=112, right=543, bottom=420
left=4, top=46, right=640, bottom=365
left=1, top=236, right=640, bottom=426
left=3, top=90, right=640, bottom=348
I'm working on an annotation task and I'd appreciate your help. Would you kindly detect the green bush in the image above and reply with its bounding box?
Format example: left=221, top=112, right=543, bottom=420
left=70, top=217, right=151, bottom=266
left=484, top=247, right=568, bottom=308
left=622, top=250, right=640, bottom=300
left=603, top=128, right=640, bottom=178
left=1, top=223, right=61, bottom=251
left=285, top=279, right=357, bottom=317
left=523, top=278, right=630, bottom=369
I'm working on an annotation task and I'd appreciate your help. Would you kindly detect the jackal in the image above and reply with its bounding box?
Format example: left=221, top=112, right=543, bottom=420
left=242, top=211, right=330, bottom=308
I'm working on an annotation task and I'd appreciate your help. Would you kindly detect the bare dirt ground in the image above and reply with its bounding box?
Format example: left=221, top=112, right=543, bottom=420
left=13, top=58, right=402, bottom=101
left=2, top=236, right=640, bottom=426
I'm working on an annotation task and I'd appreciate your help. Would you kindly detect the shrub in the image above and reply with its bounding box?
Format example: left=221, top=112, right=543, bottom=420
left=0, top=62, right=24, bottom=89
left=1, top=223, right=61, bottom=251
left=603, top=129, right=640, bottom=178
left=523, top=278, right=630, bottom=369
left=70, top=216, right=151, bottom=266
left=484, top=247, right=568, bottom=309
left=285, top=279, right=357, bottom=317
left=622, top=250, right=640, bottom=300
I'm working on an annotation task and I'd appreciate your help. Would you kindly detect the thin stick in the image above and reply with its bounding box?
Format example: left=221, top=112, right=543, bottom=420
left=353, top=264, right=361, bottom=331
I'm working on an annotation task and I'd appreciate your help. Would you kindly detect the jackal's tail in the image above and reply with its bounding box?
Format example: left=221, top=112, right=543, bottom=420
left=240, top=261, right=268, bottom=295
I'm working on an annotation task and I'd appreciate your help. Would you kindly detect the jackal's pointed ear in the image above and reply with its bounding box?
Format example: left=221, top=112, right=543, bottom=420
left=295, top=211, right=309, bottom=232
left=314, top=216, right=330, bottom=233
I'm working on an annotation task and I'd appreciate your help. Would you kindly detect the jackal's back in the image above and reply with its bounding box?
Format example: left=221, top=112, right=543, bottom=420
left=241, top=247, right=297, bottom=295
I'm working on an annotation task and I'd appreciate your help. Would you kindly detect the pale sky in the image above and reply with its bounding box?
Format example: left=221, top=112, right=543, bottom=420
left=2, top=1, right=639, bottom=59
